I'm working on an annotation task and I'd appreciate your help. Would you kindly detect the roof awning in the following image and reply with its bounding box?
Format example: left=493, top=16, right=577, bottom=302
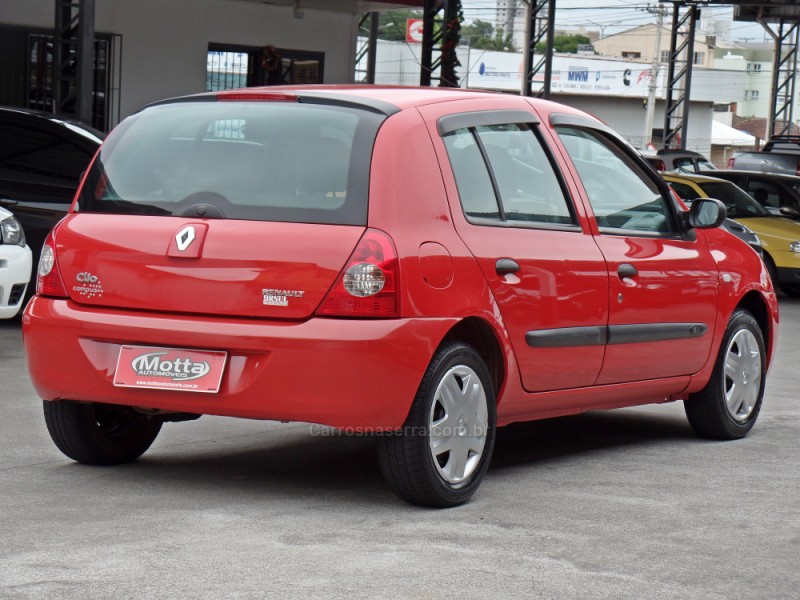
left=711, top=120, right=757, bottom=147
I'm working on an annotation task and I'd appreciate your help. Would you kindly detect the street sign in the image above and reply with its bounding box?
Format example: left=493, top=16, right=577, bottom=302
left=406, top=19, right=424, bottom=44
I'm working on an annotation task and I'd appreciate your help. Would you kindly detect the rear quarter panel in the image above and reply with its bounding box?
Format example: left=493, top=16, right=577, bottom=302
left=366, top=104, right=524, bottom=404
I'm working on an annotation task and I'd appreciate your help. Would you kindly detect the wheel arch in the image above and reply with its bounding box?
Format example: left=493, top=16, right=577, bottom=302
left=736, top=290, right=774, bottom=362
left=440, top=317, right=507, bottom=400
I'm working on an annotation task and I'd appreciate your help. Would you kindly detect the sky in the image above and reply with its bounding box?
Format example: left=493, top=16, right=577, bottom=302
left=457, top=0, right=771, bottom=44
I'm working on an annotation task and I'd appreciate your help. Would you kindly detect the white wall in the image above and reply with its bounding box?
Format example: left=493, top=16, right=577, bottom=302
left=557, top=95, right=715, bottom=156
left=0, top=0, right=359, bottom=122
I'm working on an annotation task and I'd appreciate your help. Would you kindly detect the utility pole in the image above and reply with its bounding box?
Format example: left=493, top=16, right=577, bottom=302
left=644, top=6, right=665, bottom=148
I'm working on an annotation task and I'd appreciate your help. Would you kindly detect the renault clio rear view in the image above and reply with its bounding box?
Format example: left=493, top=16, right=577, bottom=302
left=24, top=86, right=778, bottom=507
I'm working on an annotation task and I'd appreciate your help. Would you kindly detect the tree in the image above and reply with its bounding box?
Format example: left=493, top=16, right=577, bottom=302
left=462, top=19, right=515, bottom=51
left=368, top=9, right=422, bottom=42
left=535, top=34, right=592, bottom=54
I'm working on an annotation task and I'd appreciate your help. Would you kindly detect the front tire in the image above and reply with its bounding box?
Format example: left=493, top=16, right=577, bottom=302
left=684, top=309, right=766, bottom=440
left=43, top=400, right=162, bottom=465
left=377, top=342, right=496, bottom=507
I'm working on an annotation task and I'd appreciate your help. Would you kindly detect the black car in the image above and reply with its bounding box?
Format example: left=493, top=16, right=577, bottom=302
left=699, top=169, right=800, bottom=218
left=0, top=106, right=103, bottom=290
left=645, top=149, right=716, bottom=173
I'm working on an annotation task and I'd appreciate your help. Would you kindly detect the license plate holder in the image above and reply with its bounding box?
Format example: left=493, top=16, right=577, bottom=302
left=114, top=345, right=227, bottom=393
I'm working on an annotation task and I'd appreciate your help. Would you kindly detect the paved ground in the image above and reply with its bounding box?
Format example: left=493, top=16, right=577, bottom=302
left=1, top=300, right=799, bottom=599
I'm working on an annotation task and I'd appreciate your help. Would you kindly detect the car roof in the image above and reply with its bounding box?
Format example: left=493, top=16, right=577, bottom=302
left=703, top=169, right=800, bottom=182
left=657, top=149, right=705, bottom=157
left=0, top=105, right=105, bottom=143
left=662, top=173, right=728, bottom=185
left=148, top=85, right=589, bottom=120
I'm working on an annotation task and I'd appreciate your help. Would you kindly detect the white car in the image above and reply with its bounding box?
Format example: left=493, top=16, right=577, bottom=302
left=0, top=206, right=32, bottom=318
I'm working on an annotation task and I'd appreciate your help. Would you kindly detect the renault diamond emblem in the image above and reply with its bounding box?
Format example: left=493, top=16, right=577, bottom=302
left=176, top=225, right=196, bottom=252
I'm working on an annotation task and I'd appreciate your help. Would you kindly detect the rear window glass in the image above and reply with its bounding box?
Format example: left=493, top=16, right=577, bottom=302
left=77, top=101, right=384, bottom=225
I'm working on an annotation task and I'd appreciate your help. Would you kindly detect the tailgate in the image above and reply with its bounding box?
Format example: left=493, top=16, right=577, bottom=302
left=54, top=214, right=363, bottom=319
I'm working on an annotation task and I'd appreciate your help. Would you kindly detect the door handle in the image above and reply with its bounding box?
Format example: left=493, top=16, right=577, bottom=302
left=496, top=258, right=520, bottom=275
left=617, top=263, right=638, bottom=279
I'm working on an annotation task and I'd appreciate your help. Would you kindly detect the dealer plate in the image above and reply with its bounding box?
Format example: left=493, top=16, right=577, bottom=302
left=114, top=345, right=227, bottom=393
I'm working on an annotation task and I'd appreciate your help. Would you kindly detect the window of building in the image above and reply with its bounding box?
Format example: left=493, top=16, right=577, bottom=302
left=622, top=51, right=642, bottom=59
left=0, top=26, right=119, bottom=131
left=693, top=52, right=705, bottom=65
left=206, top=43, right=324, bottom=91
left=747, top=63, right=762, bottom=73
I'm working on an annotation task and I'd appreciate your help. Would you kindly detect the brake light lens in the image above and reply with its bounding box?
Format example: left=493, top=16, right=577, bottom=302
left=727, top=157, right=735, bottom=168
left=217, top=92, right=298, bottom=102
left=37, top=234, right=68, bottom=298
left=316, top=228, right=400, bottom=318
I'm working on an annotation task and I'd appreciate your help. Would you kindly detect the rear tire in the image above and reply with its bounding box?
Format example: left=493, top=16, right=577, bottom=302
left=43, top=400, right=162, bottom=465
left=377, top=342, right=496, bottom=507
left=684, top=309, right=765, bottom=440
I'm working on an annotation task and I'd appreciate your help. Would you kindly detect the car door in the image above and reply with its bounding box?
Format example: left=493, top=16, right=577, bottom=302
left=421, top=104, right=609, bottom=393
left=551, top=116, right=719, bottom=385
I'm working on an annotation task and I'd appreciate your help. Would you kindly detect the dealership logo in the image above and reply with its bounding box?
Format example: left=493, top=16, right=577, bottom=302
left=130, top=352, right=210, bottom=381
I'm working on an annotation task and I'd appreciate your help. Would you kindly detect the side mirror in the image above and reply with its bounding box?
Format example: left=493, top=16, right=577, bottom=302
left=780, top=205, right=800, bottom=218
left=686, top=197, right=727, bottom=229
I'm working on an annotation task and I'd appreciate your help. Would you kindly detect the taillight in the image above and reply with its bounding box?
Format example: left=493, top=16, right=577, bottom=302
left=37, top=233, right=68, bottom=298
left=796, top=161, right=800, bottom=177
left=316, top=228, right=400, bottom=318
left=653, top=159, right=666, bottom=171
left=727, top=158, right=735, bottom=168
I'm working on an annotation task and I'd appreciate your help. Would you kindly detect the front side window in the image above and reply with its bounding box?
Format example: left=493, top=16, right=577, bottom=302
left=747, top=181, right=781, bottom=209
left=698, top=181, right=770, bottom=219
left=667, top=181, right=700, bottom=201
left=443, top=123, right=574, bottom=226
left=556, top=126, right=674, bottom=234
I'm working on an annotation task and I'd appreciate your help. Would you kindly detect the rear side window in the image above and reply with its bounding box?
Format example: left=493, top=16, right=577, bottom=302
left=0, top=122, right=92, bottom=183
left=78, top=101, right=384, bottom=225
left=443, top=123, right=575, bottom=226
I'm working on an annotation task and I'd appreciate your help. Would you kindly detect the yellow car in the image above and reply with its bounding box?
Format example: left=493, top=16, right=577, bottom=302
left=664, top=172, right=800, bottom=297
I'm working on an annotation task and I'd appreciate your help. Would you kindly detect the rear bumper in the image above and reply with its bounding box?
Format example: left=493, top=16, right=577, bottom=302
left=23, top=297, right=457, bottom=429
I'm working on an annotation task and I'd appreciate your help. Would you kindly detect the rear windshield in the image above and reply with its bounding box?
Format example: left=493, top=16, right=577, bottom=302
left=77, top=100, right=385, bottom=225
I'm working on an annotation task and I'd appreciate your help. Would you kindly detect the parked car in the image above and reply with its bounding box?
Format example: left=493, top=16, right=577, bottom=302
left=643, top=148, right=716, bottom=173
left=0, top=106, right=103, bottom=297
left=698, top=169, right=800, bottom=218
left=0, top=206, right=32, bottom=318
left=24, top=86, right=778, bottom=507
left=663, top=172, right=800, bottom=296
left=667, top=183, right=762, bottom=255
left=727, top=135, right=800, bottom=176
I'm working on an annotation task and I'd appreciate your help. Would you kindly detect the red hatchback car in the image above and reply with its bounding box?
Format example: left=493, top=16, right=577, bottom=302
left=24, top=86, right=778, bottom=507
